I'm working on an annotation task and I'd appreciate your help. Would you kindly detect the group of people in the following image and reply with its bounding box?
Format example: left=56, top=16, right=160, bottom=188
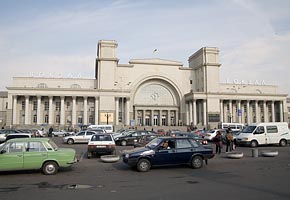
left=213, top=128, right=235, bottom=154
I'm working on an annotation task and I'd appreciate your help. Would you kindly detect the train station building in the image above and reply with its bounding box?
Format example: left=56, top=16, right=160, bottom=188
left=2, top=40, right=289, bottom=130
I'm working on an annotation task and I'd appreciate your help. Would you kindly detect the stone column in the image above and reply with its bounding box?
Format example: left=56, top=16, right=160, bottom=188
left=72, top=96, right=76, bottom=127
left=25, top=96, right=30, bottom=125
left=60, top=96, right=65, bottom=125
left=49, top=96, right=53, bottom=125
left=246, top=100, right=250, bottom=124
left=263, top=101, right=268, bottom=122
left=237, top=100, right=241, bottom=123
left=143, top=110, right=146, bottom=126
left=151, top=110, right=154, bottom=126
left=255, top=101, right=259, bottom=123
left=175, top=110, right=179, bottom=126
left=203, top=100, right=207, bottom=126
left=193, top=100, right=197, bottom=126
left=271, top=101, right=275, bottom=122
left=115, top=98, right=119, bottom=125
left=83, top=96, right=88, bottom=125
left=95, top=97, right=99, bottom=124
left=159, top=110, right=162, bottom=126
left=37, top=96, right=42, bottom=125
left=189, top=102, right=193, bottom=125
left=279, top=101, right=283, bottom=122
left=229, top=100, right=232, bottom=123
left=126, top=98, right=130, bottom=126
left=13, top=95, right=18, bottom=125
left=220, top=100, right=224, bottom=123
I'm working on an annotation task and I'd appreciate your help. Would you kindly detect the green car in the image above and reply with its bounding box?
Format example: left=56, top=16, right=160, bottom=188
left=0, top=138, right=77, bottom=175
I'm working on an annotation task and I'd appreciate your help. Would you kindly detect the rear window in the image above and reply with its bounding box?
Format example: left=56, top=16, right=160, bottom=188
left=91, top=135, right=112, bottom=141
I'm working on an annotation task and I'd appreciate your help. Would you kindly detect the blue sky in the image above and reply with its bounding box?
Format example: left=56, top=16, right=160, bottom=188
left=0, top=0, right=290, bottom=96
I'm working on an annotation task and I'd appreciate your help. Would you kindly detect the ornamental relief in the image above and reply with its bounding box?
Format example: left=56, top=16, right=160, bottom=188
left=134, top=84, right=175, bottom=106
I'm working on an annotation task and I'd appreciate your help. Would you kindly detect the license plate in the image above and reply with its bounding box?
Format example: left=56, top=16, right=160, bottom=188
left=96, top=146, right=106, bottom=148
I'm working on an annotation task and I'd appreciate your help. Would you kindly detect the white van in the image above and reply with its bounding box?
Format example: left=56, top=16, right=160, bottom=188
left=87, top=125, right=113, bottom=133
left=218, top=122, right=244, bottom=131
left=236, top=122, right=290, bottom=147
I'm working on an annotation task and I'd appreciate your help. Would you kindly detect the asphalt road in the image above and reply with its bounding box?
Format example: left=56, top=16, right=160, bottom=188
left=0, top=137, right=290, bottom=200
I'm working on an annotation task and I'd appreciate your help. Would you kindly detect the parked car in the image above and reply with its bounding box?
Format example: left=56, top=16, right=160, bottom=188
left=0, top=138, right=77, bottom=175
left=4, top=133, right=31, bottom=141
left=62, top=129, right=105, bottom=144
left=204, top=129, right=226, bottom=141
left=87, top=134, right=116, bottom=158
left=133, top=134, right=160, bottom=148
left=115, top=130, right=156, bottom=146
left=122, top=137, right=214, bottom=172
left=52, top=130, right=74, bottom=137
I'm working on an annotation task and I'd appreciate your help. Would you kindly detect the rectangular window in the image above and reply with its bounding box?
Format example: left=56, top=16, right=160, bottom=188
left=45, top=115, right=49, bottom=123
left=33, top=115, right=37, bottom=123
left=22, top=101, right=25, bottom=110
left=266, top=126, right=278, bottom=133
left=55, top=102, right=61, bottom=111
left=33, top=101, right=37, bottom=111
left=56, top=115, right=60, bottom=123
left=44, top=101, right=49, bottom=111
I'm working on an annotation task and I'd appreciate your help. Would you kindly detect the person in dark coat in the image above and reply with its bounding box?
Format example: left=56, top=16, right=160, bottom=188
left=214, top=131, right=223, bottom=154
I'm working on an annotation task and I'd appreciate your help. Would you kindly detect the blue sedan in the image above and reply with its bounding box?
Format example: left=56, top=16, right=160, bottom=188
left=122, top=137, right=214, bottom=172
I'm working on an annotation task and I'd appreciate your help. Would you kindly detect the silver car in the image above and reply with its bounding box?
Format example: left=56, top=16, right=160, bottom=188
left=63, top=129, right=106, bottom=144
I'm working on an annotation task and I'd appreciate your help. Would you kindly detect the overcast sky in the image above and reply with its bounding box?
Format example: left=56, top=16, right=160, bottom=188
left=0, top=0, right=289, bottom=96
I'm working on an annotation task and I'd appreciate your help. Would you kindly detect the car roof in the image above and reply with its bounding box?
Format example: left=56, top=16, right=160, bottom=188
left=5, top=137, right=50, bottom=143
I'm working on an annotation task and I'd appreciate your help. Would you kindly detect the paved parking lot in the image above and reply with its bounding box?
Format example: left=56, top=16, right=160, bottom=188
left=0, top=137, right=290, bottom=200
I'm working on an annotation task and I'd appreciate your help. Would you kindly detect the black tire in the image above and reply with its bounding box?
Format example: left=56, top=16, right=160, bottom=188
left=42, top=161, right=59, bottom=175
left=279, top=139, right=287, bottom=147
left=121, top=140, right=127, bottom=146
left=250, top=140, right=258, bottom=148
left=67, top=139, right=74, bottom=145
left=136, top=159, right=151, bottom=172
left=191, top=156, right=203, bottom=169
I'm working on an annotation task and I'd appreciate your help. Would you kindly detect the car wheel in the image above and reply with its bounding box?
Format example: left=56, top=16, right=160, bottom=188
left=137, top=159, right=151, bottom=172
left=279, top=139, right=287, bottom=147
left=250, top=140, right=258, bottom=148
left=191, top=156, right=203, bottom=169
left=121, top=140, right=127, bottom=146
left=67, top=139, right=74, bottom=145
left=42, top=161, right=59, bottom=175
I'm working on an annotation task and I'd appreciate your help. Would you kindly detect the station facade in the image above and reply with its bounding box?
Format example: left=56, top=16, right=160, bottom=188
left=3, top=40, right=289, bottom=130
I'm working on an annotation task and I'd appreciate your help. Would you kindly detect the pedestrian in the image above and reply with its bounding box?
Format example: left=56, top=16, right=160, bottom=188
left=48, top=126, right=53, bottom=137
left=225, top=129, right=234, bottom=152
left=213, top=131, right=223, bottom=154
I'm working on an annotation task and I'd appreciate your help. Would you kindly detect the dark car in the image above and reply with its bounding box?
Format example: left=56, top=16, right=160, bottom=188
left=115, top=130, right=156, bottom=146
left=122, top=137, right=214, bottom=172
left=133, top=134, right=160, bottom=148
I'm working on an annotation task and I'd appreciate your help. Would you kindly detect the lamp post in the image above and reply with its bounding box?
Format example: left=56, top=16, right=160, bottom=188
left=105, top=112, right=111, bottom=125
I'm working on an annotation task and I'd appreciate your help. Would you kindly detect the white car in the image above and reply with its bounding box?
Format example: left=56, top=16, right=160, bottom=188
left=204, top=129, right=226, bottom=141
left=63, top=129, right=106, bottom=144
left=87, top=134, right=116, bottom=158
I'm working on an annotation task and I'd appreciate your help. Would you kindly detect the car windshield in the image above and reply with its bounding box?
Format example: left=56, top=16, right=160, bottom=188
left=242, top=126, right=256, bottom=133
left=145, top=137, right=163, bottom=149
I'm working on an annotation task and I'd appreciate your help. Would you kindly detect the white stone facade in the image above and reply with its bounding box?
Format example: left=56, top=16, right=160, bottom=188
left=4, top=40, right=289, bottom=130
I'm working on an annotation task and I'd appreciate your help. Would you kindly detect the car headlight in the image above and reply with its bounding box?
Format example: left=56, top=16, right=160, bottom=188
left=125, top=154, right=129, bottom=158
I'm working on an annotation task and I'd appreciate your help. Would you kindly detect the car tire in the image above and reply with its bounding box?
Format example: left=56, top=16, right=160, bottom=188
left=279, top=139, right=287, bottom=147
left=42, top=161, right=59, bottom=175
left=121, top=140, right=127, bottom=146
left=136, top=159, right=151, bottom=172
left=67, top=139, right=74, bottom=145
left=191, top=156, right=203, bottom=169
left=250, top=140, right=258, bottom=148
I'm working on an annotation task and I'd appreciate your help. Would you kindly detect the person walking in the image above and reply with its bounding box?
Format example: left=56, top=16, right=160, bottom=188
left=226, top=129, right=234, bottom=152
left=213, top=131, right=223, bottom=154
left=48, top=126, right=53, bottom=137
